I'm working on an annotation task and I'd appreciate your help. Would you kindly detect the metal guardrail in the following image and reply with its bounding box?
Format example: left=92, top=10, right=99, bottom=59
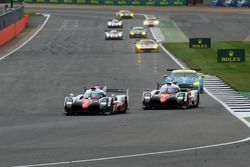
left=0, top=5, right=23, bottom=31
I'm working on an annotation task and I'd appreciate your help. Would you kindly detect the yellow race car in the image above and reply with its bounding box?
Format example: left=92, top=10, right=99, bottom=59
left=135, top=39, right=159, bottom=53
left=116, top=10, right=134, bottom=19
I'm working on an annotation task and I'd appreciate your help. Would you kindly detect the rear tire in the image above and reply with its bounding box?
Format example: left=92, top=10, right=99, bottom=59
left=104, top=100, right=113, bottom=115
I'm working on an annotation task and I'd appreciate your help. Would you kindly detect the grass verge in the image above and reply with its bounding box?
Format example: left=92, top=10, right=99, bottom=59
left=162, top=41, right=250, bottom=92
left=244, top=117, right=250, bottom=123
left=24, top=12, right=43, bottom=16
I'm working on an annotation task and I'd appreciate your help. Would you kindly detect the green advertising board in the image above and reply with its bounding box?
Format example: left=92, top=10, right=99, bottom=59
left=189, top=38, right=211, bottom=48
left=22, top=0, right=187, bottom=6
left=217, top=49, right=245, bottom=63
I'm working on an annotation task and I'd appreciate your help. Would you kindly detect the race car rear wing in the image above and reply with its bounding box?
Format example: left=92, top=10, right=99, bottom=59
left=166, top=68, right=201, bottom=71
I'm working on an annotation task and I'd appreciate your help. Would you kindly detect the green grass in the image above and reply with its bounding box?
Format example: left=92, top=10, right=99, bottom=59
left=245, top=117, right=250, bottom=123
left=163, top=41, right=250, bottom=92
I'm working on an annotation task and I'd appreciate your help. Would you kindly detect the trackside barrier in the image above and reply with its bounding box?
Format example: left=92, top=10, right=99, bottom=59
left=17, top=0, right=187, bottom=6
left=0, top=15, right=29, bottom=47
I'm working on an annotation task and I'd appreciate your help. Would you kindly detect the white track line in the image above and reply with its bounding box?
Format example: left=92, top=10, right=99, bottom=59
left=12, top=136, right=250, bottom=167
left=0, top=14, right=50, bottom=61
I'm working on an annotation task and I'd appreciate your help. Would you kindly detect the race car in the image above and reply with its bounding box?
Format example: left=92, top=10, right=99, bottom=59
left=129, top=26, right=147, bottom=38
left=135, top=39, right=159, bottom=53
left=143, top=15, right=160, bottom=27
left=142, top=82, right=199, bottom=109
left=107, top=19, right=123, bottom=28
left=164, top=69, right=204, bottom=93
left=105, top=30, right=123, bottom=40
left=64, top=86, right=129, bottom=115
left=116, top=10, right=134, bottom=19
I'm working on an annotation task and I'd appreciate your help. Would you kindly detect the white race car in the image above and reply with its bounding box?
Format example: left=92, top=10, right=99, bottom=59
left=107, top=19, right=123, bottom=28
left=143, top=15, right=160, bottom=27
left=105, top=30, right=123, bottom=40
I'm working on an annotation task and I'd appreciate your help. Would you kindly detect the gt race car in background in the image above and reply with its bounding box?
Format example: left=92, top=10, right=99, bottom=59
left=129, top=26, right=147, bottom=38
left=64, top=86, right=129, bottom=115
left=142, top=83, right=199, bottom=110
left=107, top=19, right=123, bottom=28
left=135, top=39, right=159, bottom=53
left=164, top=69, right=204, bottom=93
left=116, top=10, right=134, bottom=19
left=105, top=30, right=123, bottom=40
left=143, top=15, right=160, bottom=27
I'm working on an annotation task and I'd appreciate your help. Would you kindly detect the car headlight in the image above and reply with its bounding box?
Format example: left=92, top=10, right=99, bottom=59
left=106, top=34, right=110, bottom=37
left=143, top=21, right=147, bottom=25
left=153, top=44, right=159, bottom=49
left=130, top=13, right=134, bottom=16
left=130, top=32, right=135, bottom=35
left=120, top=13, right=123, bottom=16
left=136, top=44, right=141, bottom=49
left=118, top=34, right=122, bottom=37
left=142, top=32, right=146, bottom=35
left=193, top=81, right=200, bottom=87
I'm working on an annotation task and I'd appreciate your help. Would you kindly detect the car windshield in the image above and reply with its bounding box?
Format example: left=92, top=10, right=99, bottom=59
left=160, top=87, right=178, bottom=94
left=83, top=91, right=103, bottom=99
left=170, top=72, right=198, bottom=78
left=140, top=40, right=154, bottom=45
left=133, top=27, right=144, bottom=30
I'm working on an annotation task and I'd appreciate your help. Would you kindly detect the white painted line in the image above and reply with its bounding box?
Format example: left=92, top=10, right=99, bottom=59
left=12, top=136, right=250, bottom=167
left=0, top=14, right=51, bottom=62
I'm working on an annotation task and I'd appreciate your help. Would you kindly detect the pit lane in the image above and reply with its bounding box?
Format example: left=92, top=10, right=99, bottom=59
left=0, top=8, right=249, bottom=167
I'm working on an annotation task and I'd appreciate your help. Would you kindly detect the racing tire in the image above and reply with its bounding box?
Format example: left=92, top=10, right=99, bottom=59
left=194, top=94, right=200, bottom=108
left=123, top=100, right=128, bottom=113
left=183, top=94, right=190, bottom=109
left=104, top=100, right=114, bottom=115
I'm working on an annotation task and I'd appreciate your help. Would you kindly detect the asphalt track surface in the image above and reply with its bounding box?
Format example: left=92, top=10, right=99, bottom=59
left=0, top=8, right=250, bottom=167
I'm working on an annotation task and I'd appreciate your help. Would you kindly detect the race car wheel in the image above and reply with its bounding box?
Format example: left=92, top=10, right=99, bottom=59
left=194, top=94, right=200, bottom=108
left=123, top=101, right=128, bottom=113
left=104, top=100, right=114, bottom=115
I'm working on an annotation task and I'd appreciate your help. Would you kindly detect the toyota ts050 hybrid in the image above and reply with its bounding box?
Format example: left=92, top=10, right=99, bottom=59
left=135, top=39, right=159, bottom=53
left=105, top=30, right=123, bottom=40
left=64, top=86, right=129, bottom=115
left=107, top=19, right=123, bottom=28
left=164, top=69, right=204, bottom=93
left=142, top=82, right=199, bottom=109
left=129, top=26, right=147, bottom=38
left=116, top=10, right=134, bottom=19
left=143, top=15, right=160, bottom=27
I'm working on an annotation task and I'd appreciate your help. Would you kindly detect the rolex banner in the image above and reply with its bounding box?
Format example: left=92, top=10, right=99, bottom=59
left=217, top=49, right=245, bottom=63
left=189, top=38, right=211, bottom=48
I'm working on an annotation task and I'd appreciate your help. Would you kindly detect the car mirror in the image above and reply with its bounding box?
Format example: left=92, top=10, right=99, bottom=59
left=163, top=75, right=168, bottom=78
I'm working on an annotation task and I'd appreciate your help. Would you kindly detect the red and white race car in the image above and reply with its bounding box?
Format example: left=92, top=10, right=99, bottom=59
left=142, top=82, right=199, bottom=109
left=64, top=86, right=129, bottom=115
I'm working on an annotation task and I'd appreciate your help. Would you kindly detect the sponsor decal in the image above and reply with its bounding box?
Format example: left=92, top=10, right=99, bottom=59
left=189, top=38, right=211, bottom=48
left=217, top=49, right=245, bottom=63
left=145, top=0, right=156, bottom=5
left=131, top=0, right=141, bottom=5
left=173, top=0, right=184, bottom=5
left=90, top=0, right=99, bottom=4
left=104, top=0, right=114, bottom=4
left=76, top=0, right=86, bottom=3
left=159, top=0, right=169, bottom=5
left=117, top=0, right=128, bottom=4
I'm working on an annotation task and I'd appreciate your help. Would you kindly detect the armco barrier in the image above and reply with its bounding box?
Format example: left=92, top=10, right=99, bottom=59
left=21, top=0, right=187, bottom=6
left=0, top=15, right=29, bottom=47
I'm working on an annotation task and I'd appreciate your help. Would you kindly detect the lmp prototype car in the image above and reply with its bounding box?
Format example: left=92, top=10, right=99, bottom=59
left=116, top=10, right=134, bottom=19
left=64, top=86, right=129, bottom=115
left=142, top=83, right=199, bottom=109
left=143, top=15, right=160, bottom=27
left=105, top=30, right=123, bottom=40
left=129, top=27, right=147, bottom=38
left=107, top=19, right=123, bottom=28
left=135, top=39, right=159, bottom=53
left=164, top=69, right=204, bottom=93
